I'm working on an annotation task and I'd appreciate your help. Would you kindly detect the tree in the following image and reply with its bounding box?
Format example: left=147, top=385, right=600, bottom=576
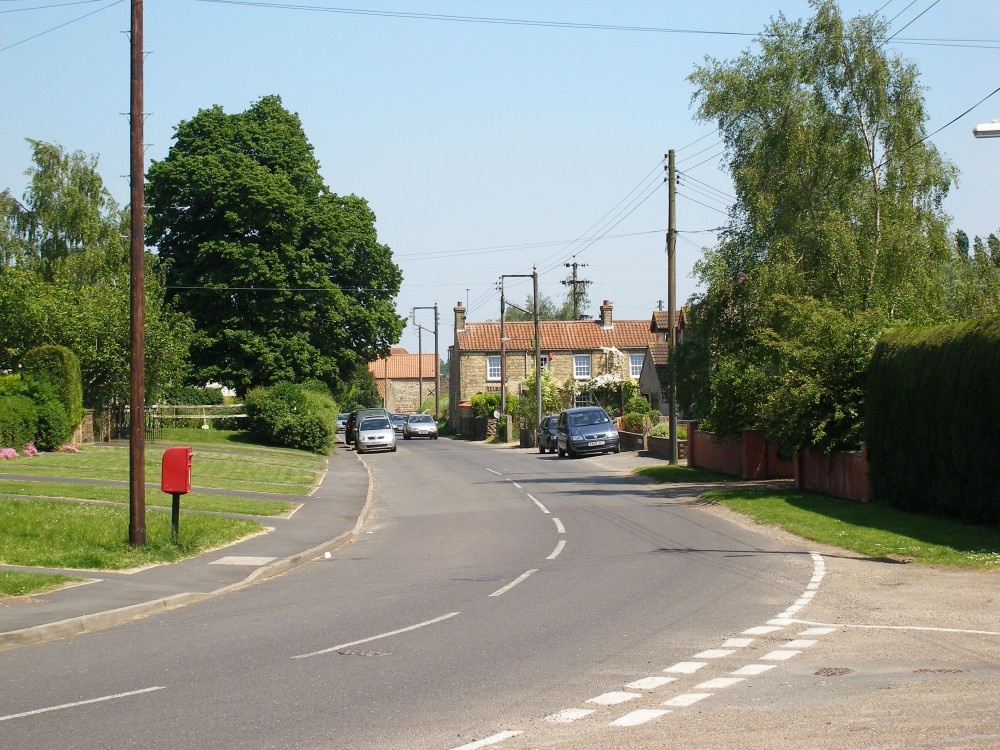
left=0, top=141, right=193, bottom=407
left=146, top=95, right=405, bottom=395
left=682, top=0, right=960, bottom=452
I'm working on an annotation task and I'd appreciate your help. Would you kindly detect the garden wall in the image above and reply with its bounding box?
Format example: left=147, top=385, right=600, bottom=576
left=687, top=425, right=793, bottom=480
left=793, top=446, right=871, bottom=502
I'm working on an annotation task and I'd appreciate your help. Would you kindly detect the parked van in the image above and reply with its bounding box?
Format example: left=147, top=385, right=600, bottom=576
left=556, top=406, right=620, bottom=458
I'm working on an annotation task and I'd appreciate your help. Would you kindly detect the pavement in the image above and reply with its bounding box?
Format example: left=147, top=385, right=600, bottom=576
left=0, top=441, right=375, bottom=651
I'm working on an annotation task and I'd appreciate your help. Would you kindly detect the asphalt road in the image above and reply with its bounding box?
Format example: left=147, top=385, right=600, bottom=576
left=1, top=439, right=997, bottom=749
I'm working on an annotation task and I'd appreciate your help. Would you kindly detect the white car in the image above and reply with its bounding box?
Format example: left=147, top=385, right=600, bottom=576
left=355, top=415, right=397, bottom=454
left=403, top=413, right=438, bottom=439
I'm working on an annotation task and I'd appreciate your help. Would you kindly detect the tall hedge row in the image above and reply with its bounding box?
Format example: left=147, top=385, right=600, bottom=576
left=867, top=319, right=1000, bottom=524
left=21, top=344, right=83, bottom=428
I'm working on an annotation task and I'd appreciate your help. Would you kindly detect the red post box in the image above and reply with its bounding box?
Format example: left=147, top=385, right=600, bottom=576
left=161, top=446, right=192, bottom=495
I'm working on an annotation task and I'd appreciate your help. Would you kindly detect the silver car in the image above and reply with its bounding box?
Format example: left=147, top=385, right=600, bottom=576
left=356, top=415, right=397, bottom=454
left=403, top=413, right=438, bottom=439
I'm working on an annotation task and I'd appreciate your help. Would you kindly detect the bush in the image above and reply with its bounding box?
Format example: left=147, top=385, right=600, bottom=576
left=160, top=385, right=225, bottom=406
left=20, top=344, right=83, bottom=428
left=624, top=396, right=650, bottom=414
left=33, top=394, right=72, bottom=451
left=620, top=412, right=648, bottom=433
left=0, top=394, right=38, bottom=449
left=244, top=381, right=334, bottom=454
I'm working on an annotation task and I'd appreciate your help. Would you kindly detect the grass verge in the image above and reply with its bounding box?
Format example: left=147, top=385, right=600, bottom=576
left=0, top=570, right=85, bottom=598
left=0, top=428, right=321, bottom=596
left=702, top=487, right=1000, bottom=570
left=0, top=480, right=293, bottom=516
left=0, top=497, right=263, bottom=570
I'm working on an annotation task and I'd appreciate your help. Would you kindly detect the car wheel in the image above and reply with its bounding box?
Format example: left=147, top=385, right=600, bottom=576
left=432, top=435, right=438, bottom=439
left=558, top=446, right=565, bottom=457
left=538, top=444, right=546, bottom=454
left=613, top=445, right=621, bottom=454
left=391, top=445, right=397, bottom=452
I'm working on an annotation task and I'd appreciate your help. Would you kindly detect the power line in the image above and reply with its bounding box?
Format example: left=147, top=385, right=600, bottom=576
left=0, top=0, right=122, bottom=53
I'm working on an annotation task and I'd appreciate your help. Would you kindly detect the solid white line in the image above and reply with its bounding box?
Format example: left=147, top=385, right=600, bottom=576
left=611, top=708, right=670, bottom=726
left=0, top=687, right=165, bottom=722
left=450, top=730, right=523, bottom=749
left=552, top=517, right=565, bottom=534
left=292, top=612, right=460, bottom=658
left=792, top=620, right=1000, bottom=636
left=546, top=540, right=566, bottom=560
left=489, top=570, right=537, bottom=597
left=527, top=494, right=549, bottom=513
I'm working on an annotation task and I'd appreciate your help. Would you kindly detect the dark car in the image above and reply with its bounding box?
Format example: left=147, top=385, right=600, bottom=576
left=346, top=407, right=390, bottom=447
left=536, top=414, right=559, bottom=454
left=556, top=406, right=620, bottom=457
left=390, top=413, right=409, bottom=433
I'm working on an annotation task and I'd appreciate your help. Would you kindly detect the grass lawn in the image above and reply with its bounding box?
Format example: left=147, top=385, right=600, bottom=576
left=635, top=464, right=733, bottom=484
left=0, top=497, right=263, bottom=570
left=0, top=428, right=323, bottom=597
left=704, top=487, right=1000, bottom=570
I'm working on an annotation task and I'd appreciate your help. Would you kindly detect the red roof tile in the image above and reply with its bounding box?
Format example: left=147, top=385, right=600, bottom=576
left=456, top=319, right=657, bottom=352
left=369, top=351, right=439, bottom=380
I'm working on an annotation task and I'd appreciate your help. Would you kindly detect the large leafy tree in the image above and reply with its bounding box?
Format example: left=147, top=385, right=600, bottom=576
left=681, top=0, right=961, bottom=452
left=146, top=95, right=404, bottom=395
left=0, top=140, right=192, bottom=407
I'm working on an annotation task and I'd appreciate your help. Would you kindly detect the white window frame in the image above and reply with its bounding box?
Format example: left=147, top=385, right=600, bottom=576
left=486, top=355, right=501, bottom=381
left=630, top=352, right=644, bottom=379
left=539, top=353, right=550, bottom=370
left=573, top=354, right=592, bottom=379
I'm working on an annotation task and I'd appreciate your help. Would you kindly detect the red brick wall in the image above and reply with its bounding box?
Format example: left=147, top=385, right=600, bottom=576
left=794, top=446, right=871, bottom=502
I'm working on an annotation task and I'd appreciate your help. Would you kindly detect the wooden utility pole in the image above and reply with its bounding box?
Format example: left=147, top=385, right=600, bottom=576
left=129, top=0, right=146, bottom=546
left=667, top=150, right=678, bottom=466
left=561, top=260, right=590, bottom=319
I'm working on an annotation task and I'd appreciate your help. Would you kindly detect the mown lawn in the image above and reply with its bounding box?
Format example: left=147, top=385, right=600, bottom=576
left=0, top=428, right=326, bottom=596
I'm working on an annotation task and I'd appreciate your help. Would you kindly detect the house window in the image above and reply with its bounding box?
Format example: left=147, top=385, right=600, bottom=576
left=486, top=355, right=501, bottom=381
left=630, top=353, right=644, bottom=379
left=540, top=354, right=550, bottom=370
left=573, top=354, right=591, bottom=379
left=574, top=392, right=593, bottom=407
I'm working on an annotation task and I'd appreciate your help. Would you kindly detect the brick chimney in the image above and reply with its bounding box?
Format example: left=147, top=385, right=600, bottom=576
left=454, top=302, right=466, bottom=337
left=599, top=300, right=613, bottom=329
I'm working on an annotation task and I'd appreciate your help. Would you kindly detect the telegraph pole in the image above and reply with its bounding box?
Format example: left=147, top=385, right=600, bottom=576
left=562, top=260, right=591, bottom=319
left=666, top=150, right=678, bottom=465
left=129, top=0, right=146, bottom=546
left=533, top=267, right=541, bottom=432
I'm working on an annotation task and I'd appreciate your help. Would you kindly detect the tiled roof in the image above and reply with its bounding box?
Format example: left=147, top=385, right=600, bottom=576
left=456, top=319, right=657, bottom=353
left=650, top=309, right=686, bottom=334
left=369, top=351, right=439, bottom=380
left=649, top=342, right=671, bottom=385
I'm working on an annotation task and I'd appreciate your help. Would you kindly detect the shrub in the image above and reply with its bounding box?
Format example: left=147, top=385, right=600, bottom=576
left=624, top=396, right=650, bottom=414
left=244, top=381, right=334, bottom=454
left=620, top=412, right=648, bottom=433
left=21, top=344, right=83, bottom=428
left=0, top=394, right=37, bottom=449
left=33, top=395, right=72, bottom=451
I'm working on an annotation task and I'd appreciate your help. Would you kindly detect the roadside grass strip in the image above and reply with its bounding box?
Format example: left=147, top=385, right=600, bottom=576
left=703, top=488, right=1000, bottom=569
left=0, top=497, right=262, bottom=570
left=0, top=480, right=293, bottom=516
left=0, top=570, right=84, bottom=598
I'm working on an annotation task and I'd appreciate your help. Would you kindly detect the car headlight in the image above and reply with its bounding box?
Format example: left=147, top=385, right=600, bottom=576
left=570, top=434, right=584, bottom=442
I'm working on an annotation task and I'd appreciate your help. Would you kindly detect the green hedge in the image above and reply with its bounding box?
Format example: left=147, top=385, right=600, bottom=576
left=244, top=381, right=336, bottom=454
left=867, top=319, right=1000, bottom=524
left=20, top=344, right=82, bottom=428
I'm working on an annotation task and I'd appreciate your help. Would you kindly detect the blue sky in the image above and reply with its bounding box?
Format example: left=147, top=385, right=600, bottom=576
left=3, top=0, right=998, bottom=355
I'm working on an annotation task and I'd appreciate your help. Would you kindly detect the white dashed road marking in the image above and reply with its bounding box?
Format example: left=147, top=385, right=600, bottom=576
left=610, top=708, right=671, bottom=726
left=0, top=687, right=165, bottom=723
left=450, top=730, right=524, bottom=749
left=489, top=569, right=537, bottom=597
